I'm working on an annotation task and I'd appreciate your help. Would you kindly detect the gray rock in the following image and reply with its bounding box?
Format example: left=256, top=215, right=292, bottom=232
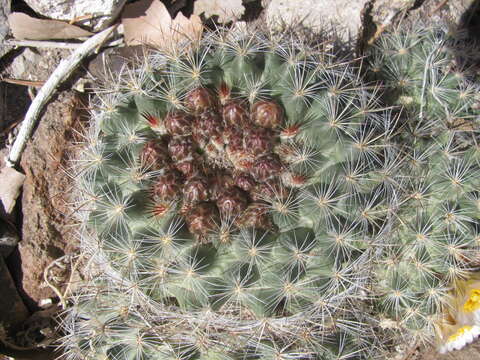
left=264, top=0, right=370, bottom=43
left=370, top=0, right=416, bottom=26
left=9, top=48, right=44, bottom=79
left=23, top=0, right=127, bottom=31
left=0, top=0, right=11, bottom=59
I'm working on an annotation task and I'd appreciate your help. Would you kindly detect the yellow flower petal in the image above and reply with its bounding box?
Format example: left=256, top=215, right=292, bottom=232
left=463, top=289, right=480, bottom=313
left=447, top=325, right=474, bottom=342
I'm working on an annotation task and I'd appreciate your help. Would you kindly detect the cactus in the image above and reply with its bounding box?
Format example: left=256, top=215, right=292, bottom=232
left=61, top=22, right=480, bottom=359
left=366, top=22, right=480, bottom=349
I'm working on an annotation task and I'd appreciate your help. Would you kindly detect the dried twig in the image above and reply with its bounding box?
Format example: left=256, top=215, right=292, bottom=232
left=3, top=37, right=123, bottom=50
left=6, top=25, right=118, bottom=168
left=62, top=252, right=86, bottom=301
left=68, top=14, right=95, bottom=25
left=1, top=78, right=45, bottom=87
left=43, top=255, right=70, bottom=309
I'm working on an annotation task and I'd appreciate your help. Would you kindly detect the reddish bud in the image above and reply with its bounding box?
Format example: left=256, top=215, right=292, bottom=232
left=280, top=124, right=301, bottom=140
left=216, top=187, right=248, bottom=215
left=234, top=173, right=256, bottom=192
left=142, top=112, right=161, bottom=128
left=281, top=172, right=307, bottom=188
left=168, top=137, right=196, bottom=162
left=250, top=154, right=283, bottom=182
left=222, top=101, right=249, bottom=127
left=210, top=134, right=225, bottom=151
left=236, top=203, right=276, bottom=231
left=195, top=111, right=223, bottom=139
left=209, top=173, right=235, bottom=200
left=184, top=176, right=210, bottom=204
left=218, top=82, right=231, bottom=105
left=251, top=180, right=287, bottom=202
left=223, top=126, right=243, bottom=147
left=164, top=112, right=193, bottom=136
left=185, top=202, right=219, bottom=239
left=185, top=87, right=216, bottom=114
left=175, top=159, right=200, bottom=178
left=140, top=140, right=170, bottom=170
left=244, top=127, right=274, bottom=156
left=151, top=170, right=182, bottom=201
left=251, top=100, right=283, bottom=129
left=226, top=147, right=255, bottom=172
left=148, top=200, right=173, bottom=219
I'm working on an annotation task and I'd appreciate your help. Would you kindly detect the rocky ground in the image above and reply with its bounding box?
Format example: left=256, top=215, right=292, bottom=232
left=1, top=0, right=480, bottom=359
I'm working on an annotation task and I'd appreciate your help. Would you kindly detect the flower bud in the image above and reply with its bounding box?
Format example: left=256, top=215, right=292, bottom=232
left=152, top=170, right=182, bottom=201
left=251, top=100, right=283, bottom=129
left=185, top=87, right=216, bottom=114
left=185, top=202, right=219, bottom=240
left=250, top=154, right=283, bottom=182
left=184, top=176, right=210, bottom=204
left=168, top=137, right=196, bottom=162
left=216, top=187, right=248, bottom=214
left=164, top=111, right=193, bottom=136
left=140, top=139, right=170, bottom=170
left=222, top=101, right=249, bottom=127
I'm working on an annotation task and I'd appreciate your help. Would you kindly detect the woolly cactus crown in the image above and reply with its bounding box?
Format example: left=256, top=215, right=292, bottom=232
left=61, top=21, right=480, bottom=359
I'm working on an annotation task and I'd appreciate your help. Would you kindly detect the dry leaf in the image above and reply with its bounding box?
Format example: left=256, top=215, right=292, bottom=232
left=122, top=0, right=202, bottom=50
left=0, top=167, right=25, bottom=217
left=8, top=12, right=93, bottom=40
left=193, top=0, right=245, bottom=24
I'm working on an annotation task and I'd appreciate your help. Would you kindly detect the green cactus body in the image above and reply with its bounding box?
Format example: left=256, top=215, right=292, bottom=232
left=61, top=26, right=399, bottom=359
left=367, top=23, right=480, bottom=347
left=62, top=23, right=480, bottom=359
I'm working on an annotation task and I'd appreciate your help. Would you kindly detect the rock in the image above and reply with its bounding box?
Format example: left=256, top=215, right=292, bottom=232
left=23, top=0, right=127, bottom=31
left=0, top=256, right=29, bottom=328
left=14, top=306, right=58, bottom=349
left=87, top=45, right=144, bottom=81
left=264, top=0, right=370, bottom=43
left=0, top=166, right=25, bottom=219
left=370, top=0, right=416, bottom=26
left=0, top=0, right=11, bottom=59
left=18, top=91, right=80, bottom=309
left=8, top=48, right=45, bottom=80
left=4, top=47, right=70, bottom=83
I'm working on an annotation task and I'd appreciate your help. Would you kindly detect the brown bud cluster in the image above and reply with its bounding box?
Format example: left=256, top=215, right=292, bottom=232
left=140, top=85, right=296, bottom=242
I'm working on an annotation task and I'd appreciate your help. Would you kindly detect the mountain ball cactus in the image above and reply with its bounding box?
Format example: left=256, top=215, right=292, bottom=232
left=367, top=22, right=480, bottom=351
left=61, top=22, right=480, bottom=359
